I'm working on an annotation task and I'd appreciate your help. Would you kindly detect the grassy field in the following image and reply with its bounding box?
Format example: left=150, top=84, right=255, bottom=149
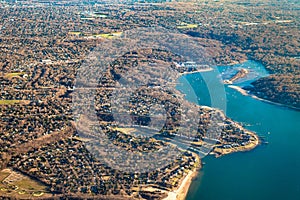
left=0, top=171, right=10, bottom=182
left=177, top=24, right=198, bottom=29
left=0, top=100, right=30, bottom=105
left=4, top=72, right=26, bottom=78
left=68, top=31, right=82, bottom=35
left=73, top=136, right=92, bottom=142
left=92, top=32, right=122, bottom=39
left=14, top=179, right=47, bottom=192
left=0, top=100, right=22, bottom=105
left=0, top=169, right=49, bottom=198
left=113, top=127, right=137, bottom=134
left=69, top=31, right=122, bottom=39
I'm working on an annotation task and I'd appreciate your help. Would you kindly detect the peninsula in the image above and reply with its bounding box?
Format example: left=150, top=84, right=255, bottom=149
left=1, top=0, right=298, bottom=200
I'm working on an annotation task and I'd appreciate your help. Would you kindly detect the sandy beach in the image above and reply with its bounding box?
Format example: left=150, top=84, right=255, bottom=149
left=163, top=156, right=200, bottom=200
left=163, top=170, right=198, bottom=200
left=228, top=85, right=249, bottom=95
left=162, top=84, right=262, bottom=200
left=228, top=85, right=300, bottom=111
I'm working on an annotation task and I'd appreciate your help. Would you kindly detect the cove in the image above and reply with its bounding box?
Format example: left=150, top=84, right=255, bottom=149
left=177, top=60, right=300, bottom=200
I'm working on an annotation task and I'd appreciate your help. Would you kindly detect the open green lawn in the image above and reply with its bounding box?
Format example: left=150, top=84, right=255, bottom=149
left=0, top=172, right=10, bottom=182
left=0, top=100, right=22, bottom=105
left=92, top=32, right=122, bottom=39
left=4, top=72, right=26, bottom=78
left=177, top=24, right=198, bottom=29
left=0, top=169, right=48, bottom=198
left=68, top=31, right=82, bottom=35
left=14, top=179, right=47, bottom=192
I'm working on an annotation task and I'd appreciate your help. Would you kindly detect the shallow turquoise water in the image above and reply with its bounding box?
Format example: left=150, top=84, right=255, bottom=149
left=177, top=61, right=300, bottom=200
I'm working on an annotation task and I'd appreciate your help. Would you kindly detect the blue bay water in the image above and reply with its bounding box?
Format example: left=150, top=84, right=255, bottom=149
left=177, top=61, right=300, bottom=200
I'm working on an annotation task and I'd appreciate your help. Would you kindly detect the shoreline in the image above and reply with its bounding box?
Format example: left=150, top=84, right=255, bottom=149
left=228, top=85, right=300, bottom=111
left=212, top=124, right=261, bottom=158
left=163, top=154, right=200, bottom=200
left=213, top=121, right=260, bottom=157
left=174, top=61, right=297, bottom=199
left=169, top=64, right=258, bottom=200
